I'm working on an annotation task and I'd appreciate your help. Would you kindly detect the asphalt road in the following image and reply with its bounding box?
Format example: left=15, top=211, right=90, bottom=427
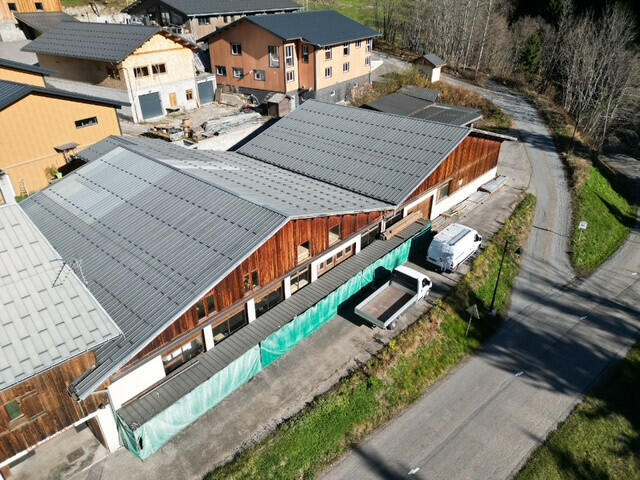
left=323, top=79, right=640, bottom=480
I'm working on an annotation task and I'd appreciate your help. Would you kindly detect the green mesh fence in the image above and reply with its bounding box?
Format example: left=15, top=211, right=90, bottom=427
left=117, top=344, right=262, bottom=460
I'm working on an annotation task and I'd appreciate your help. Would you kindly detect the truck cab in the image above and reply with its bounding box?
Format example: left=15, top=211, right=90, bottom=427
left=427, top=223, right=482, bottom=272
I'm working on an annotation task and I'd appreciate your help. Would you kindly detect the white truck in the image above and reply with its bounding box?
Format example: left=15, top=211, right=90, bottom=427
left=354, top=265, right=432, bottom=329
left=427, top=223, right=482, bottom=272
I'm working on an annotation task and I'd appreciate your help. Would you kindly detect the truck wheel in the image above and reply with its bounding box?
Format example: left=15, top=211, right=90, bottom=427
left=388, top=321, right=397, bottom=330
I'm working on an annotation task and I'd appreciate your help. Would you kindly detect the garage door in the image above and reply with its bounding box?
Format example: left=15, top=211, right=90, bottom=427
left=138, top=92, right=163, bottom=120
left=197, top=81, right=214, bottom=105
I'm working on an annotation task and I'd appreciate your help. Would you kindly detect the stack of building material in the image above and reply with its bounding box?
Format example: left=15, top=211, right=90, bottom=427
left=201, top=111, right=262, bottom=136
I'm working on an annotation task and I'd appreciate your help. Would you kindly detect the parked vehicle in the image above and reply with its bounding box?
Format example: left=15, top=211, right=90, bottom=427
left=354, top=265, right=432, bottom=329
left=427, top=223, right=482, bottom=272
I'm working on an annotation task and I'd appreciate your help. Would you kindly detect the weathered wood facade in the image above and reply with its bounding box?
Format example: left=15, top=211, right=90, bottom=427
left=0, top=352, right=106, bottom=462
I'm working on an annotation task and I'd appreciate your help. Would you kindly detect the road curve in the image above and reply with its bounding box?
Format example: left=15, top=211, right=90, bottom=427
left=322, top=79, right=640, bottom=480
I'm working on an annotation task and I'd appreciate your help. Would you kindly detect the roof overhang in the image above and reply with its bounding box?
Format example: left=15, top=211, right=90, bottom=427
left=470, top=128, right=517, bottom=142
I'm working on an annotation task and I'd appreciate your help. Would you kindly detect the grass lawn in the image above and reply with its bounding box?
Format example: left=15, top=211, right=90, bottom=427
left=518, top=343, right=640, bottom=480
left=206, top=194, right=536, bottom=480
left=307, top=0, right=374, bottom=26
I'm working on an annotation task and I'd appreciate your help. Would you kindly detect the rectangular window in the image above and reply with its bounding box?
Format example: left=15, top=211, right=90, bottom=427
left=152, top=63, right=166, bottom=74
left=290, top=266, right=310, bottom=294
left=186, top=89, right=193, bottom=100
left=243, top=269, right=259, bottom=293
left=302, top=45, right=309, bottom=63
left=355, top=40, right=362, bottom=48
left=324, top=46, right=332, bottom=60
left=195, top=299, right=206, bottom=320
left=343, top=43, right=350, bottom=56
left=365, top=56, right=371, bottom=66
left=297, top=240, right=310, bottom=263
left=324, top=66, right=332, bottom=78
left=366, top=39, right=372, bottom=52
left=254, top=70, right=266, bottom=81
left=343, top=62, right=350, bottom=73
left=133, top=66, right=149, bottom=78
left=75, top=116, right=98, bottom=129
left=286, top=70, right=295, bottom=83
left=35, top=2, right=43, bottom=10
left=211, top=308, right=247, bottom=344
left=328, top=224, right=341, bottom=245
left=4, top=400, right=22, bottom=421
left=437, top=181, right=451, bottom=200
left=231, top=43, right=242, bottom=56
left=161, top=332, right=205, bottom=374
left=198, top=16, right=210, bottom=25
left=285, top=45, right=294, bottom=66
left=206, top=295, right=216, bottom=315
left=317, top=244, right=353, bottom=277
left=223, top=15, right=228, bottom=23
left=8, top=2, right=17, bottom=11
left=255, top=283, right=284, bottom=317
left=233, top=67, right=244, bottom=78
left=360, top=225, right=380, bottom=249
left=268, top=46, right=280, bottom=67
left=215, top=65, right=227, bottom=76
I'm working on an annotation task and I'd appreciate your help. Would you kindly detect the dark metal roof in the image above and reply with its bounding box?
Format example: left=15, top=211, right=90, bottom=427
left=78, top=136, right=392, bottom=218
left=14, top=11, right=78, bottom=35
left=364, top=91, right=433, bottom=116
left=399, top=86, right=440, bottom=103
left=126, top=0, right=301, bottom=16
left=420, top=53, right=446, bottom=67
left=23, top=22, right=198, bottom=63
left=22, top=147, right=288, bottom=399
left=411, top=104, right=482, bottom=126
left=239, top=100, right=470, bottom=205
left=205, top=10, right=379, bottom=46
left=0, top=57, right=57, bottom=76
left=118, top=219, right=430, bottom=427
left=0, top=79, right=126, bottom=110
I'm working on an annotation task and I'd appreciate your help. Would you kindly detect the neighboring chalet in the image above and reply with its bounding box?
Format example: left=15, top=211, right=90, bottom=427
left=203, top=10, right=379, bottom=103
left=0, top=59, right=124, bottom=196
left=0, top=203, right=121, bottom=476
left=123, top=0, right=302, bottom=40
left=14, top=11, right=77, bottom=38
left=20, top=100, right=510, bottom=459
left=364, top=86, right=483, bottom=126
left=412, top=53, right=446, bottom=83
left=23, top=22, right=216, bottom=122
left=0, top=0, right=61, bottom=21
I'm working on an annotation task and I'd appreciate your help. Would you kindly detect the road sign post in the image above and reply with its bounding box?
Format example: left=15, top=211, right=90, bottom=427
left=466, top=304, right=480, bottom=336
left=578, top=221, right=588, bottom=242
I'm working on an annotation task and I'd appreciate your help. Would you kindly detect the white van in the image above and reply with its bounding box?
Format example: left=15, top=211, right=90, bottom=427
left=427, top=223, right=482, bottom=272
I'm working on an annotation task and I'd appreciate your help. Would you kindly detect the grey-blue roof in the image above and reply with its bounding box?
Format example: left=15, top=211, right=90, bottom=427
left=421, top=53, right=446, bottom=67
left=0, top=57, right=57, bottom=77
left=238, top=100, right=471, bottom=205
left=0, top=79, right=126, bottom=110
left=126, top=0, right=301, bottom=16
left=0, top=204, right=121, bottom=392
left=412, top=103, right=482, bottom=126
left=14, top=11, right=78, bottom=35
left=23, top=22, right=198, bottom=63
left=78, top=136, right=391, bottom=217
left=364, top=91, right=433, bottom=116
left=399, top=86, right=440, bottom=103
left=205, top=10, right=379, bottom=46
left=21, top=147, right=288, bottom=399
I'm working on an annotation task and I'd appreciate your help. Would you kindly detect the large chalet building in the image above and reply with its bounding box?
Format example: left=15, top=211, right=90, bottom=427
left=2, top=101, right=509, bottom=469
left=204, top=10, right=379, bottom=103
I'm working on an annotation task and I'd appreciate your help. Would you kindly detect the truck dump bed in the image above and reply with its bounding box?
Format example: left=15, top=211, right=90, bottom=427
left=358, top=285, right=414, bottom=323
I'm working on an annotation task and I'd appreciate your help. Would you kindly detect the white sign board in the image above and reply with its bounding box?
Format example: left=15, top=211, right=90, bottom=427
left=578, top=221, right=588, bottom=230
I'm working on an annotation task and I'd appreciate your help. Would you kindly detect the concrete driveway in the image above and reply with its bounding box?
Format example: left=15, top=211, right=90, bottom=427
left=322, top=78, right=640, bottom=480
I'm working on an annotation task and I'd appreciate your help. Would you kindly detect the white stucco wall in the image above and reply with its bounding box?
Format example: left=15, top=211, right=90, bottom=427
left=107, top=355, right=165, bottom=411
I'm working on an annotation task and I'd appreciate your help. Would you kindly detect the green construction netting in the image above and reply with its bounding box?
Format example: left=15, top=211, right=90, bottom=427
left=117, top=344, right=262, bottom=460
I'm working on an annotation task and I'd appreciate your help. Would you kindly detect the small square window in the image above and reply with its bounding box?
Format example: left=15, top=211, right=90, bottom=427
left=286, top=70, right=295, bottom=83
left=4, top=400, right=22, bottom=421
left=297, top=241, right=310, bottom=263
left=355, top=40, right=362, bottom=48
left=35, top=2, right=43, bottom=10
left=324, top=46, right=332, bottom=60
left=231, top=43, right=242, bottom=55
left=243, top=269, right=260, bottom=293
left=324, top=67, right=332, bottom=78
left=216, top=65, right=227, bottom=76
left=343, top=43, right=350, bottom=56
left=8, top=2, right=17, bottom=11
left=195, top=300, right=206, bottom=319
left=233, top=67, right=244, bottom=78
left=343, top=62, right=350, bottom=73
left=133, top=66, right=149, bottom=78
left=152, top=63, right=166, bottom=74
left=329, top=224, right=341, bottom=245
left=186, top=89, right=193, bottom=100
left=437, top=181, right=451, bottom=200
left=254, top=70, right=266, bottom=81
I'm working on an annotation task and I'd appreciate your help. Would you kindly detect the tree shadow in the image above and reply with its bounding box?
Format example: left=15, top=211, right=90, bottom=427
left=596, top=193, right=638, bottom=231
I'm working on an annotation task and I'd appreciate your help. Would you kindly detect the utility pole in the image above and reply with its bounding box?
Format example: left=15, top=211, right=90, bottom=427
left=489, top=239, right=508, bottom=313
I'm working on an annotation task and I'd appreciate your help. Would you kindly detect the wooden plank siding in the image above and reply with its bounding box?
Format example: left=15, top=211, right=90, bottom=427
left=0, top=352, right=106, bottom=462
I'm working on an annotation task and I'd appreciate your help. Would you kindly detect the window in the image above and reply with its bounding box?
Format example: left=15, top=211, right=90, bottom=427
left=243, top=269, right=259, bottom=293
left=223, top=15, right=228, bottom=22
left=133, top=66, right=149, bottom=78
left=328, top=224, right=341, bottom=245
left=195, top=299, right=206, bottom=320
left=107, top=66, right=120, bottom=80
left=206, top=295, right=216, bottom=315
left=161, top=333, right=205, bottom=374
left=385, top=211, right=403, bottom=229
left=215, top=65, right=227, bottom=76
left=285, top=45, right=294, bottom=66
left=233, top=67, right=244, bottom=78
left=231, top=43, right=242, bottom=56
left=152, top=63, right=166, bottom=74
left=8, top=3, right=17, bottom=11
left=355, top=40, right=362, bottom=48
left=290, top=266, right=310, bottom=294
left=361, top=225, right=380, bottom=249
left=297, top=241, right=310, bottom=263
left=302, top=45, right=309, bottom=63
left=198, top=16, right=210, bottom=25
left=365, top=56, right=371, bottom=66
left=254, top=70, right=266, bottom=81
left=343, top=62, right=350, bottom=73
left=194, top=294, right=215, bottom=321
left=324, top=66, right=332, bottom=78
left=255, top=283, right=284, bottom=317
left=343, top=43, right=350, bottom=56
left=317, top=244, right=354, bottom=276
left=324, top=46, right=332, bottom=60
left=186, top=89, right=193, bottom=100
left=286, top=70, right=295, bottom=83
left=366, top=38, right=372, bottom=52
left=75, top=116, right=98, bottom=129
left=437, top=181, right=451, bottom=200
left=211, top=308, right=247, bottom=344
left=35, top=2, right=43, bottom=10
left=268, top=46, right=280, bottom=67
left=4, top=400, right=23, bottom=421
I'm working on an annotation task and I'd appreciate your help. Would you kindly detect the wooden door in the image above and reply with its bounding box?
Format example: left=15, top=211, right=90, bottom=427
left=169, top=92, right=178, bottom=108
